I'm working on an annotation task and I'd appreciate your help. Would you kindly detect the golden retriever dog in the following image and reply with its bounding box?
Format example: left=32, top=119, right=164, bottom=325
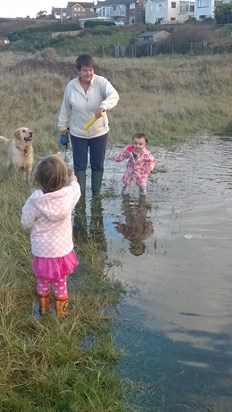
left=0, top=127, right=33, bottom=183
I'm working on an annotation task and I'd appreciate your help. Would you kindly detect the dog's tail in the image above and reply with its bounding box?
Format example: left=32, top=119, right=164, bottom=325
left=0, top=136, right=12, bottom=146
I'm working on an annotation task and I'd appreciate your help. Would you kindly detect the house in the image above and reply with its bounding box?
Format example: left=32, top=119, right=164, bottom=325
left=194, top=0, right=226, bottom=20
left=145, top=0, right=195, bottom=24
left=96, top=0, right=145, bottom=25
left=51, top=7, right=67, bottom=20
left=137, top=30, right=170, bottom=44
left=66, top=1, right=96, bottom=19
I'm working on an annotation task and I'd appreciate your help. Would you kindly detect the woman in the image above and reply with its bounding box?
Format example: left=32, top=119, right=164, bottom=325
left=58, top=54, right=119, bottom=196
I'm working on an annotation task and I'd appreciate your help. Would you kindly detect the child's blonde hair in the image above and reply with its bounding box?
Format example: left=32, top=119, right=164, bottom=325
left=132, top=132, right=148, bottom=144
left=33, top=155, right=68, bottom=193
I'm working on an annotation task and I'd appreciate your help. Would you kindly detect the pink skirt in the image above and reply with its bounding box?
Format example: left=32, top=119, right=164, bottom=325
left=32, top=250, right=79, bottom=281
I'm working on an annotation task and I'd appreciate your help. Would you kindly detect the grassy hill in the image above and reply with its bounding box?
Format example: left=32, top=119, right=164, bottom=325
left=0, top=18, right=62, bottom=36
left=0, top=17, right=232, bottom=56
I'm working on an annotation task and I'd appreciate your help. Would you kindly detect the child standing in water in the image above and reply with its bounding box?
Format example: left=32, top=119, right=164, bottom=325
left=114, top=133, right=156, bottom=195
left=21, top=155, right=81, bottom=317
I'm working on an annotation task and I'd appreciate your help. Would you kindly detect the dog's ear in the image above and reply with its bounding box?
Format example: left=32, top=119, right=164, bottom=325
left=14, top=129, right=21, bottom=140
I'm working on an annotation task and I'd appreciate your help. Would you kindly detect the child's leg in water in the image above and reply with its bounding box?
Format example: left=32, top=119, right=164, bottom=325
left=54, top=277, right=69, bottom=318
left=37, top=279, right=50, bottom=315
left=139, top=183, right=147, bottom=195
left=122, top=174, right=131, bottom=195
left=122, top=185, right=129, bottom=195
left=122, top=180, right=131, bottom=195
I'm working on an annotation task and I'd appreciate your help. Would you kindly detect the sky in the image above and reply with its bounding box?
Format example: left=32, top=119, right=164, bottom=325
left=0, top=1, right=67, bottom=19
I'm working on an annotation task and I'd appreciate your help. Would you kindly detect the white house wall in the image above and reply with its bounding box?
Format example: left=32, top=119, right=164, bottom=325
left=145, top=0, right=168, bottom=23
left=145, top=0, right=194, bottom=23
left=194, top=0, right=214, bottom=19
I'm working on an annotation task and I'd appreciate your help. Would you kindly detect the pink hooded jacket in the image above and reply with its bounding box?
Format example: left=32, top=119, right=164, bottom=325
left=21, top=181, right=81, bottom=258
left=114, top=145, right=156, bottom=186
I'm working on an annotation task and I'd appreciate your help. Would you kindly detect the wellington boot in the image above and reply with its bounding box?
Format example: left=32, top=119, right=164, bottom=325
left=91, top=170, right=103, bottom=196
left=55, top=297, right=69, bottom=318
left=38, top=294, right=50, bottom=315
left=76, top=170, right=86, bottom=195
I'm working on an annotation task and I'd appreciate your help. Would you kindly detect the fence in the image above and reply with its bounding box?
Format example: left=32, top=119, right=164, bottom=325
left=114, top=41, right=208, bottom=57
left=51, top=30, right=81, bottom=38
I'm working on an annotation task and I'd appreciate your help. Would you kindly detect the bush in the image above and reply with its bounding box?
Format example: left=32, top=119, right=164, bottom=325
left=215, top=2, right=232, bottom=24
left=84, top=20, right=115, bottom=29
left=160, top=23, right=213, bottom=53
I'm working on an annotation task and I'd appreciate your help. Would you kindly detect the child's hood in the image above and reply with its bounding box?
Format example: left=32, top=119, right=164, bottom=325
left=30, top=187, right=74, bottom=222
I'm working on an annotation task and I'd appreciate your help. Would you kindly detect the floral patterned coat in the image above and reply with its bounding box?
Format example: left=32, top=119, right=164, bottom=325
left=114, top=145, right=156, bottom=186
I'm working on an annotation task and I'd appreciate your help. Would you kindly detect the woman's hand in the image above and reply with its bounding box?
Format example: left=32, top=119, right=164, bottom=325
left=95, top=108, right=105, bottom=118
left=61, top=128, right=69, bottom=135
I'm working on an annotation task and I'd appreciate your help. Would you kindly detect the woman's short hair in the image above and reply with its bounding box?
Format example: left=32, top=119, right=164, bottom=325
left=76, top=54, right=95, bottom=70
left=33, top=154, right=68, bottom=193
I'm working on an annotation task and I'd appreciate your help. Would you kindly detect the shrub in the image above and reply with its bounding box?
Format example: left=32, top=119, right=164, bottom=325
left=84, top=20, right=115, bottom=29
left=215, top=2, right=232, bottom=24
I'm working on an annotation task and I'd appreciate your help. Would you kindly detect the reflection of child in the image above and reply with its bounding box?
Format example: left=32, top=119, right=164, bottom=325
left=115, top=197, right=154, bottom=256
left=21, top=155, right=81, bottom=317
left=114, top=133, right=156, bottom=195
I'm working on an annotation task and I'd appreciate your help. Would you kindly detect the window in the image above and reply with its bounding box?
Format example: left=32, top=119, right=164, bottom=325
left=170, top=17, right=176, bottom=20
left=180, top=2, right=188, bottom=12
left=129, top=3, right=135, bottom=8
left=171, top=2, right=176, bottom=8
left=197, top=0, right=209, bottom=7
left=181, top=1, right=194, bottom=12
left=156, top=2, right=165, bottom=11
left=129, top=16, right=135, bottom=23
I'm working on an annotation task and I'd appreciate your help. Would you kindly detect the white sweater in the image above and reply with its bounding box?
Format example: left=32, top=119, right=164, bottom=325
left=21, top=181, right=81, bottom=258
left=58, top=74, right=119, bottom=138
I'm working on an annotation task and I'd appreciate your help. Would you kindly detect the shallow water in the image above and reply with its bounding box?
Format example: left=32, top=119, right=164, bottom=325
left=75, top=134, right=232, bottom=411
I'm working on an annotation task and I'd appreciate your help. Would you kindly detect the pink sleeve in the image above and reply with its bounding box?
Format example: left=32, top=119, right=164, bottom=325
left=114, top=147, right=131, bottom=162
left=21, top=198, right=37, bottom=230
left=68, top=181, right=81, bottom=207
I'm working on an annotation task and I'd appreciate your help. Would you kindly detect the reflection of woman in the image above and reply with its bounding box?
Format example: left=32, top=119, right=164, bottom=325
left=73, top=196, right=107, bottom=251
left=115, top=197, right=154, bottom=256
left=58, top=54, right=119, bottom=197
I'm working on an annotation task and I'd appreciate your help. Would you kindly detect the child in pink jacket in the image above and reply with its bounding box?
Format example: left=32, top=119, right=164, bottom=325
left=21, top=154, right=81, bottom=317
left=114, top=133, right=156, bottom=195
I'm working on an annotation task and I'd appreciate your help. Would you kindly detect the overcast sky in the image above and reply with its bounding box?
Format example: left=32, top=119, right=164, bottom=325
left=0, top=1, right=68, bottom=18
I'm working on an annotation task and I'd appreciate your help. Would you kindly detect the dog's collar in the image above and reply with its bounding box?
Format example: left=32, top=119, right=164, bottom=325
left=16, top=145, right=28, bottom=155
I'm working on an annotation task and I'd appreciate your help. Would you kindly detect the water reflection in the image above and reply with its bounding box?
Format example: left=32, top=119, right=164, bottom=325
left=105, top=135, right=232, bottom=411
left=73, top=196, right=106, bottom=251
left=114, top=303, right=232, bottom=412
left=114, top=196, right=154, bottom=256
left=89, top=196, right=107, bottom=252
left=73, top=197, right=88, bottom=242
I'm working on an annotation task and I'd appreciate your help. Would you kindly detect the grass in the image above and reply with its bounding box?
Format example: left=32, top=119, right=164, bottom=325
left=0, top=160, right=127, bottom=411
left=1, top=52, right=232, bottom=153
